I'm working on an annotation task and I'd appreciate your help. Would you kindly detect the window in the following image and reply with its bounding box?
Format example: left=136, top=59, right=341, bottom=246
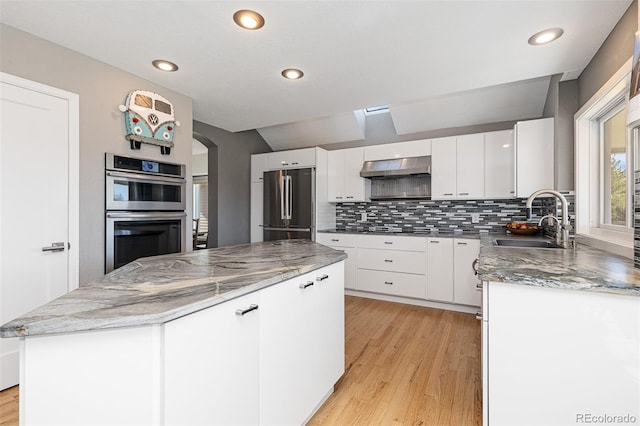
left=599, top=103, right=629, bottom=228
left=575, top=58, right=633, bottom=257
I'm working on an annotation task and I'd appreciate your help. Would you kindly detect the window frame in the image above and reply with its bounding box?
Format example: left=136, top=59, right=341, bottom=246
left=575, top=57, right=634, bottom=258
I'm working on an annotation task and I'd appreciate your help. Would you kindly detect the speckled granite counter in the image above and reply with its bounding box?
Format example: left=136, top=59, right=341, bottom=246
left=0, top=240, right=347, bottom=338
left=318, top=228, right=482, bottom=240
left=478, top=234, right=640, bottom=297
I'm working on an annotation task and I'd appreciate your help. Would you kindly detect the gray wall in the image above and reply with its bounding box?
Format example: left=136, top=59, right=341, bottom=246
left=193, top=120, right=271, bottom=248
left=0, top=24, right=194, bottom=285
left=578, top=0, right=637, bottom=107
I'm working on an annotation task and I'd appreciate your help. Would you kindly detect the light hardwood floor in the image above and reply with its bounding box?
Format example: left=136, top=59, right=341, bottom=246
left=0, top=295, right=481, bottom=426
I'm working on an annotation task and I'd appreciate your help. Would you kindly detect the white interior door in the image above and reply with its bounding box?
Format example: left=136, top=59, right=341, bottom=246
left=0, top=75, right=78, bottom=390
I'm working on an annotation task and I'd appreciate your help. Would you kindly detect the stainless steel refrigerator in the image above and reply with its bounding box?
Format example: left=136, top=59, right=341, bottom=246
left=263, top=168, right=315, bottom=241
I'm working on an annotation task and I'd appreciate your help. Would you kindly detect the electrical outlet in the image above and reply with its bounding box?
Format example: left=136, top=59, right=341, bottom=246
left=471, top=213, right=480, bottom=223
left=361, top=212, right=367, bottom=222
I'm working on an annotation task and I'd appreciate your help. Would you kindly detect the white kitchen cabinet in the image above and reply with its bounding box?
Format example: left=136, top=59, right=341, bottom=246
left=260, top=262, right=344, bottom=425
left=267, top=147, right=316, bottom=170
left=250, top=181, right=263, bottom=242
left=485, top=282, right=639, bottom=426
left=484, top=130, right=515, bottom=198
left=357, top=269, right=426, bottom=299
left=356, top=234, right=427, bottom=299
left=327, top=147, right=370, bottom=202
left=251, top=153, right=269, bottom=182
left=316, top=233, right=358, bottom=289
left=164, top=292, right=260, bottom=425
left=357, top=248, right=426, bottom=275
left=426, top=238, right=454, bottom=302
left=430, top=136, right=457, bottom=200
left=456, top=133, right=484, bottom=199
left=515, top=117, right=554, bottom=197
left=363, top=139, right=431, bottom=161
left=452, top=239, right=480, bottom=306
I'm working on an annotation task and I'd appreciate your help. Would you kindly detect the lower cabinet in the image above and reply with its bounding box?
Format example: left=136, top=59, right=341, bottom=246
left=316, top=233, right=357, bottom=289
left=484, top=282, right=640, bottom=425
left=164, top=292, right=261, bottom=425
left=453, top=239, right=481, bottom=306
left=357, top=269, right=426, bottom=299
left=426, top=238, right=454, bottom=302
left=260, top=261, right=344, bottom=425
left=164, top=261, right=344, bottom=425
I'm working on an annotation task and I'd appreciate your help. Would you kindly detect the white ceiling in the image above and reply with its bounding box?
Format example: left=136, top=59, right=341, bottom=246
left=0, top=1, right=632, bottom=150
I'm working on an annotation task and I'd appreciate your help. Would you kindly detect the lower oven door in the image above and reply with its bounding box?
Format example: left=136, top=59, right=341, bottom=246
left=105, top=211, right=186, bottom=273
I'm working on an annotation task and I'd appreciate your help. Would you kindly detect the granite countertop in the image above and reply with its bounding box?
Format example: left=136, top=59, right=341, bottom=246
left=0, top=240, right=347, bottom=338
left=318, top=228, right=482, bottom=239
left=478, top=234, right=640, bottom=297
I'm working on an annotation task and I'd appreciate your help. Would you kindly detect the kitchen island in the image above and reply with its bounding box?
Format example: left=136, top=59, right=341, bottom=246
left=477, top=234, right=640, bottom=426
left=1, top=240, right=347, bottom=425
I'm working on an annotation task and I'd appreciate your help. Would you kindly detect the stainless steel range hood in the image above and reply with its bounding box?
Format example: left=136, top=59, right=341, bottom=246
left=359, top=156, right=431, bottom=178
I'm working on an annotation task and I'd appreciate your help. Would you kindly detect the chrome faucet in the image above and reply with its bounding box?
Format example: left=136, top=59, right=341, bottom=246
left=526, top=189, right=571, bottom=249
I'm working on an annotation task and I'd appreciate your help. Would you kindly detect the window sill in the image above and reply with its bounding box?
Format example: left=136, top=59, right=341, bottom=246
left=575, top=233, right=633, bottom=259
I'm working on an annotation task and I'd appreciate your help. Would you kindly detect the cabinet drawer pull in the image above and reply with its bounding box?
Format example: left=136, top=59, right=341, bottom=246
left=384, top=259, right=393, bottom=263
left=430, top=240, right=440, bottom=244
left=459, top=192, right=469, bottom=195
left=336, top=196, right=343, bottom=199
left=316, top=274, right=329, bottom=282
left=384, top=281, right=393, bottom=285
left=299, top=281, right=314, bottom=289
left=346, top=196, right=354, bottom=199
left=457, top=241, right=467, bottom=245
left=444, top=193, right=453, bottom=196
left=291, top=162, right=299, bottom=165
left=475, top=311, right=483, bottom=321
left=235, top=304, right=259, bottom=316
left=384, top=241, right=393, bottom=245
left=331, top=238, right=339, bottom=242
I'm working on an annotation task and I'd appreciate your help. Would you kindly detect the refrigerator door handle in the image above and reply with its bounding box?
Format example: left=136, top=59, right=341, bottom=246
left=280, top=175, right=286, bottom=220
left=286, top=175, right=293, bottom=219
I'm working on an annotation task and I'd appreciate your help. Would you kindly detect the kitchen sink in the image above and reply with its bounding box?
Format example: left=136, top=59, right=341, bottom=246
left=493, top=239, right=563, bottom=249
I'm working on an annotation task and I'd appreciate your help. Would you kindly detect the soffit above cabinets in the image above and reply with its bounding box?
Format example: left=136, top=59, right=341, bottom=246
left=0, top=1, right=631, bottom=149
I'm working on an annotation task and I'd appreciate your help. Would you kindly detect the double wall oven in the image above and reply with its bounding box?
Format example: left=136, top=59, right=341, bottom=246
left=105, top=153, right=186, bottom=273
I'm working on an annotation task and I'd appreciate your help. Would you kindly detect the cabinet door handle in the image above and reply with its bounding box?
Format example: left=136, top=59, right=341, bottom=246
left=457, top=241, right=467, bottom=245
left=384, top=241, right=393, bottom=245
left=475, top=311, right=483, bottom=321
left=316, top=274, right=329, bottom=282
left=299, top=281, right=314, bottom=289
left=292, top=162, right=299, bottom=165
left=331, top=238, right=340, bottom=242
left=472, top=258, right=479, bottom=275
left=444, top=193, right=453, bottom=196
left=384, top=259, right=393, bottom=263
left=384, top=281, right=393, bottom=285
left=430, top=240, right=440, bottom=244
left=476, top=282, right=483, bottom=290
left=459, top=192, right=469, bottom=195
left=346, top=196, right=354, bottom=199
left=235, top=304, right=259, bottom=316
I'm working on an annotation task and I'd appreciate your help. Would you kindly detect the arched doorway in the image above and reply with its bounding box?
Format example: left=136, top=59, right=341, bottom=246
left=192, top=132, right=218, bottom=248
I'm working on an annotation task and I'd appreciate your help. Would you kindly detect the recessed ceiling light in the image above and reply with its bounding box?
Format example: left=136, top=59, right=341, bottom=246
left=152, top=59, right=179, bottom=72
left=528, top=28, right=564, bottom=45
left=233, top=10, right=265, bottom=30
left=281, top=68, right=304, bottom=80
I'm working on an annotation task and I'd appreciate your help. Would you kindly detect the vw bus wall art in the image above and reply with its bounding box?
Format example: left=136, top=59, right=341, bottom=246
left=119, top=90, right=180, bottom=155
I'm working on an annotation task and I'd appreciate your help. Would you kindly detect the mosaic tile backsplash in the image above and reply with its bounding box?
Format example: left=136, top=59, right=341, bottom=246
left=335, top=195, right=575, bottom=235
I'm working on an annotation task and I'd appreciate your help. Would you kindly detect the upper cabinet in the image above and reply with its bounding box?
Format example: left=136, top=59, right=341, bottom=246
left=267, top=148, right=316, bottom=170
left=431, top=134, right=484, bottom=200
left=485, top=130, right=515, bottom=198
left=327, top=148, right=370, bottom=202
left=363, top=139, right=431, bottom=161
left=515, top=117, right=554, bottom=197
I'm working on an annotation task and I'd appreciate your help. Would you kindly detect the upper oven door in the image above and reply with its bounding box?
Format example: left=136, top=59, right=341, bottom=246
left=106, top=170, right=186, bottom=211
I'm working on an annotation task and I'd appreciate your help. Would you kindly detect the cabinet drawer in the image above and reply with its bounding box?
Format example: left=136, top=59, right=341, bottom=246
left=357, top=234, right=426, bottom=251
left=357, top=248, right=426, bottom=274
left=357, top=269, right=426, bottom=299
left=316, top=233, right=358, bottom=248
